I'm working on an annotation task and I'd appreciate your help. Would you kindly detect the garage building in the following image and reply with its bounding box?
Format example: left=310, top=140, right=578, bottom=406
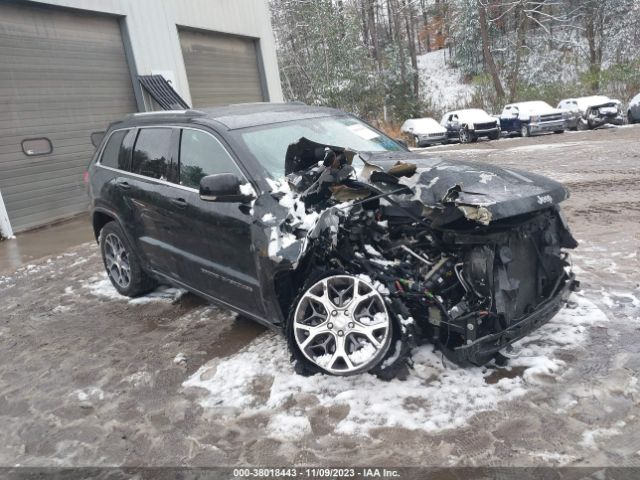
left=0, top=0, right=283, bottom=233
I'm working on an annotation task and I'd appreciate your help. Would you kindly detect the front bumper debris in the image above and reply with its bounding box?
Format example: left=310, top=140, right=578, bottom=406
left=446, top=274, right=578, bottom=366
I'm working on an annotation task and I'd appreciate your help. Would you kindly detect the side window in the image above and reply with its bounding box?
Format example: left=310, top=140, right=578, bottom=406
left=100, top=131, right=127, bottom=169
left=179, top=129, right=243, bottom=189
left=131, top=128, right=173, bottom=180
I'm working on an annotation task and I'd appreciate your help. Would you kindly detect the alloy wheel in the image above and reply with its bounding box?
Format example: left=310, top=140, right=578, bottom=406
left=293, top=275, right=391, bottom=375
left=103, top=233, right=131, bottom=289
left=459, top=127, right=470, bottom=143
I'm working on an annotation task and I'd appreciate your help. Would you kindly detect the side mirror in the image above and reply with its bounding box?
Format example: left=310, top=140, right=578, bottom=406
left=199, top=173, right=254, bottom=203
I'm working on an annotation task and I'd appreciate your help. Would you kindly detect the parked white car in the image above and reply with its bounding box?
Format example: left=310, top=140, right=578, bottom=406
left=401, top=118, right=448, bottom=147
left=439, top=109, right=501, bottom=143
left=557, top=95, right=625, bottom=130
left=499, top=101, right=565, bottom=137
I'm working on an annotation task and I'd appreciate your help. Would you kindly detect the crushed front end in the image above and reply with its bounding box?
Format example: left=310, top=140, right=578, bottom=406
left=265, top=139, right=579, bottom=369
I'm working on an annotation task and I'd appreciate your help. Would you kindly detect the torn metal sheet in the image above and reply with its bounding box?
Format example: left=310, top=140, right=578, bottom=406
left=259, top=137, right=578, bottom=372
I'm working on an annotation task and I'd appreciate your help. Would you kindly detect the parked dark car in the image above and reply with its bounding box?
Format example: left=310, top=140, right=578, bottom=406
left=499, top=101, right=565, bottom=137
left=87, top=103, right=577, bottom=377
left=439, top=109, right=501, bottom=143
left=557, top=96, right=625, bottom=130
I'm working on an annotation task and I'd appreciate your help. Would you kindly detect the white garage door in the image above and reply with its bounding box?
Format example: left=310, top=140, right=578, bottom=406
left=0, top=2, right=137, bottom=231
left=179, top=28, right=266, bottom=108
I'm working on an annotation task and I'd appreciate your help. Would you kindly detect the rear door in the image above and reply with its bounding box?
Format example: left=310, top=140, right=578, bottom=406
left=125, top=127, right=182, bottom=278
left=170, top=127, right=263, bottom=315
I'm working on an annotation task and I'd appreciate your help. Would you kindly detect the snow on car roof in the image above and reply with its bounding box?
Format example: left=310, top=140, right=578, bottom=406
left=402, top=118, right=442, bottom=131
left=511, top=101, right=553, bottom=110
left=572, top=95, right=615, bottom=108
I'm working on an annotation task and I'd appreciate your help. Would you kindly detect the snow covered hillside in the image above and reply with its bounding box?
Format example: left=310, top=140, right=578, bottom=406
left=418, top=49, right=474, bottom=113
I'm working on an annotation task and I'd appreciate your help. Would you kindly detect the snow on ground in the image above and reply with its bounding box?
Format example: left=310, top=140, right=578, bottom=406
left=184, top=293, right=606, bottom=440
left=80, top=272, right=186, bottom=304
left=418, top=50, right=474, bottom=112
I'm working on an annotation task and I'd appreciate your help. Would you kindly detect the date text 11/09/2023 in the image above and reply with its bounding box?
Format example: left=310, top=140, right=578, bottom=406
left=232, top=468, right=401, bottom=478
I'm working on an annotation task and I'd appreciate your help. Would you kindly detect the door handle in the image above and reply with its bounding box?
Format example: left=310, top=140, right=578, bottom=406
left=170, top=198, right=188, bottom=208
left=115, top=179, right=130, bottom=190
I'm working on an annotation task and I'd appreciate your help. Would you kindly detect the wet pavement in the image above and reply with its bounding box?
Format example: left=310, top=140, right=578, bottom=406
left=0, top=214, right=93, bottom=274
left=0, top=126, right=638, bottom=468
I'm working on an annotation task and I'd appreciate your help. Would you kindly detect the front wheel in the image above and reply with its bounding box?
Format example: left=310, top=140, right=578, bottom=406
left=520, top=124, right=530, bottom=137
left=287, top=273, right=395, bottom=376
left=577, top=118, right=589, bottom=131
left=413, top=135, right=422, bottom=148
left=99, top=221, right=157, bottom=297
left=554, top=130, right=565, bottom=134
left=459, top=126, right=473, bottom=144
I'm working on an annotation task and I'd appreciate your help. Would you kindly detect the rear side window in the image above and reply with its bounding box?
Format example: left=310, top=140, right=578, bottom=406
left=100, top=131, right=127, bottom=169
left=179, top=129, right=243, bottom=189
left=131, top=128, right=173, bottom=180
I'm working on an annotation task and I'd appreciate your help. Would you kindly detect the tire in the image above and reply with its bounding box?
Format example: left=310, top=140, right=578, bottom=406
left=459, top=126, right=472, bottom=144
left=577, top=118, right=588, bottom=131
left=99, top=221, right=157, bottom=297
left=554, top=130, right=564, bottom=134
left=629, top=111, right=637, bottom=124
left=520, top=124, right=530, bottom=137
left=286, top=271, right=397, bottom=377
left=488, top=131, right=500, bottom=141
left=413, top=135, right=422, bottom=148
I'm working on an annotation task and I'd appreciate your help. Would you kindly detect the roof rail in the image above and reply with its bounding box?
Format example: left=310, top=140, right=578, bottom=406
left=124, top=109, right=207, bottom=120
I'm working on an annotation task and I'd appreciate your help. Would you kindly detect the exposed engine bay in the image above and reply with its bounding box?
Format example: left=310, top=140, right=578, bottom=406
left=259, top=137, right=579, bottom=376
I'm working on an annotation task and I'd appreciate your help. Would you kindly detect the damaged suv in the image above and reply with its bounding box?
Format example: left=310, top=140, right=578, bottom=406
left=88, top=104, right=578, bottom=377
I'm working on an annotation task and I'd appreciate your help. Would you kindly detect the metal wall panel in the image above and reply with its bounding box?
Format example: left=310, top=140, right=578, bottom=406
left=0, top=2, right=137, bottom=231
left=179, top=28, right=265, bottom=108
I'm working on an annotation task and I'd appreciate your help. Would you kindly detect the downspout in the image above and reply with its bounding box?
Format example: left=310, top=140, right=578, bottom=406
left=0, top=189, right=14, bottom=240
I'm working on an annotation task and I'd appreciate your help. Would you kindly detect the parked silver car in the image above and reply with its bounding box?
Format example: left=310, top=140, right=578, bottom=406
left=628, top=93, right=640, bottom=124
left=401, top=118, right=448, bottom=147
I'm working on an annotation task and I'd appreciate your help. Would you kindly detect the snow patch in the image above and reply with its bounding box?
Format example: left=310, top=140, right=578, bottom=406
left=81, top=273, right=186, bottom=304
left=418, top=50, right=474, bottom=111
left=183, top=294, right=605, bottom=437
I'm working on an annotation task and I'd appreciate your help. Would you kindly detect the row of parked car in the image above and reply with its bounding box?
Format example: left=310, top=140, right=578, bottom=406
left=402, top=93, right=640, bottom=147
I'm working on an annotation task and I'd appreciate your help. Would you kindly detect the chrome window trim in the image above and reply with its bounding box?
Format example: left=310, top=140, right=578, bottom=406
left=95, top=124, right=252, bottom=191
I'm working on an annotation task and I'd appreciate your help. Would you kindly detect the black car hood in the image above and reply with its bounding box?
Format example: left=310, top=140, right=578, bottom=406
left=360, top=151, right=570, bottom=225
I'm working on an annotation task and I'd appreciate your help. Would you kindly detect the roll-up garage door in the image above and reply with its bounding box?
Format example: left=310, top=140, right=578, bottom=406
left=0, top=2, right=137, bottom=232
left=179, top=28, right=265, bottom=108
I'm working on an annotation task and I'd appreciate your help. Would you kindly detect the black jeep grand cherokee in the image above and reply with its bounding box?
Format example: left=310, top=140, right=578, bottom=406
left=88, top=103, right=578, bottom=377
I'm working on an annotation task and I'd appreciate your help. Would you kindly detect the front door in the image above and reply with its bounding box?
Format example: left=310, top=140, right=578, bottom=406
left=170, top=127, right=264, bottom=316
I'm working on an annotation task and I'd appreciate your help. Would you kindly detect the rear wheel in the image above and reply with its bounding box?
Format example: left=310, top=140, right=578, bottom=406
left=414, top=135, right=422, bottom=148
left=488, top=131, right=500, bottom=140
left=554, top=129, right=564, bottom=134
left=287, top=273, right=394, bottom=376
left=520, top=124, right=530, bottom=137
left=577, top=118, right=589, bottom=130
left=629, top=111, right=637, bottom=124
left=99, top=221, right=157, bottom=297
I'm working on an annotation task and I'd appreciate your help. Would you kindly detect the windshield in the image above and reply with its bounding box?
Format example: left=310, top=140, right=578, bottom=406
left=234, top=115, right=403, bottom=179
